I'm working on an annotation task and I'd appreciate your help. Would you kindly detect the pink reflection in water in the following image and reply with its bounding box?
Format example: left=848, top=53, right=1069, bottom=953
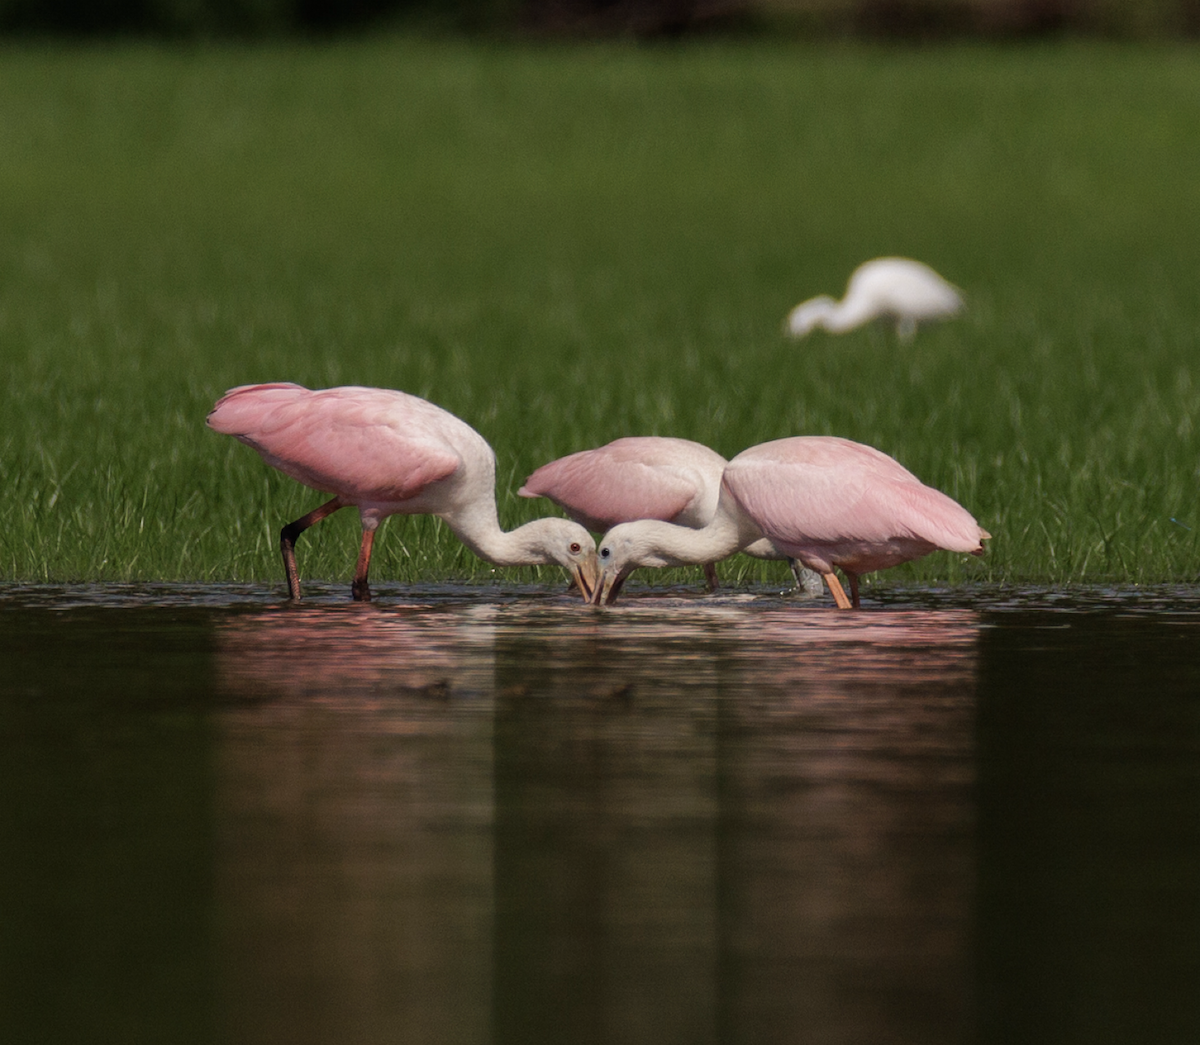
left=719, top=608, right=979, bottom=1044
left=214, top=606, right=497, bottom=1045
left=212, top=601, right=980, bottom=1045
left=215, top=603, right=499, bottom=702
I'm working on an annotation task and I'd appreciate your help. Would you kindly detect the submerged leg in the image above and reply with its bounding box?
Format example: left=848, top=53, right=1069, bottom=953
left=789, top=558, right=825, bottom=598
left=703, top=562, right=719, bottom=593
left=847, top=572, right=861, bottom=609
left=822, top=571, right=853, bottom=610
left=351, top=527, right=376, bottom=602
left=280, top=497, right=344, bottom=601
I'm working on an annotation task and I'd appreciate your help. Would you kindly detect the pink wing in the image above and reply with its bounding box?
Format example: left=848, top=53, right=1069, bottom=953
left=725, top=437, right=985, bottom=554
left=519, top=437, right=724, bottom=532
left=208, top=384, right=465, bottom=502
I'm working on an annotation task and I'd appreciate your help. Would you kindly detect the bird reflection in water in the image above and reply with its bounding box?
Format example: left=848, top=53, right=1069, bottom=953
left=212, top=601, right=980, bottom=1045
left=213, top=605, right=499, bottom=1045
left=712, top=608, right=979, bottom=1045
left=215, top=603, right=499, bottom=702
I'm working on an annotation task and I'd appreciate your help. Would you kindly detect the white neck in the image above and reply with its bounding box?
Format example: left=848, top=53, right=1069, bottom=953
left=822, top=293, right=880, bottom=332
left=441, top=501, right=569, bottom=566
left=602, top=490, right=763, bottom=569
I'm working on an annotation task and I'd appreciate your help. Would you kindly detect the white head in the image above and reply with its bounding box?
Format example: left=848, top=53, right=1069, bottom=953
left=591, top=520, right=703, bottom=604
left=517, top=518, right=600, bottom=601
left=784, top=295, right=837, bottom=337
left=590, top=493, right=755, bottom=604
left=592, top=523, right=649, bottom=604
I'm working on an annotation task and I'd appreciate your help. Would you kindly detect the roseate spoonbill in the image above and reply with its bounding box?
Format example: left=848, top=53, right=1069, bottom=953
left=519, top=436, right=823, bottom=595
left=206, top=383, right=599, bottom=602
left=785, top=258, right=963, bottom=341
left=591, top=436, right=989, bottom=607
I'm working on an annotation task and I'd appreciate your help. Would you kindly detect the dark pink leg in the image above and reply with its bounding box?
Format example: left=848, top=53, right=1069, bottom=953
left=280, top=497, right=343, bottom=601
left=351, top=528, right=376, bottom=602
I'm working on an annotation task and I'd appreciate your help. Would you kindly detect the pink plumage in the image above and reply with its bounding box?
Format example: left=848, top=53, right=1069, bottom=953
left=209, top=383, right=465, bottom=506
left=519, top=436, right=822, bottom=592
left=722, top=437, right=987, bottom=578
left=206, top=383, right=599, bottom=602
left=591, top=435, right=989, bottom=607
left=519, top=437, right=725, bottom=533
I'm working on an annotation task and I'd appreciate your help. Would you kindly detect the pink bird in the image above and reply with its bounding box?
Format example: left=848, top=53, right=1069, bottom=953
left=591, top=436, right=990, bottom=607
left=519, top=435, right=823, bottom=594
left=206, top=383, right=599, bottom=602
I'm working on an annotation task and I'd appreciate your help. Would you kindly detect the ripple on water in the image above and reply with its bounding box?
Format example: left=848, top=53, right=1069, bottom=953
left=1, top=579, right=1197, bottom=1045
left=2, top=579, right=1199, bottom=615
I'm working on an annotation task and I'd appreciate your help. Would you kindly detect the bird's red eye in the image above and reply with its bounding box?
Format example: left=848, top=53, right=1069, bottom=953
left=570, top=542, right=581, bottom=553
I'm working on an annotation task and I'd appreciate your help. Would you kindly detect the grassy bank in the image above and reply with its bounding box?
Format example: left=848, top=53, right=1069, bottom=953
left=1, top=39, right=1197, bottom=590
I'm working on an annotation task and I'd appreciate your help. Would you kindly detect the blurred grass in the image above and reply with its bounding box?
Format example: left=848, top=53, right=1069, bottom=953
left=1, top=38, right=1198, bottom=591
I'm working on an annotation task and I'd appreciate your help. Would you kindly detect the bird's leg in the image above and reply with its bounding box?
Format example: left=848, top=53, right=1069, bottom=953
left=822, top=571, right=854, bottom=610
left=789, top=558, right=825, bottom=598
left=847, top=572, right=861, bottom=609
left=351, top=527, right=376, bottom=602
left=280, top=497, right=344, bottom=601
left=703, top=562, right=719, bottom=593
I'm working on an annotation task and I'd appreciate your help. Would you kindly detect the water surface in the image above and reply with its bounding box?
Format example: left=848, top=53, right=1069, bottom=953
left=1, top=583, right=1197, bottom=1044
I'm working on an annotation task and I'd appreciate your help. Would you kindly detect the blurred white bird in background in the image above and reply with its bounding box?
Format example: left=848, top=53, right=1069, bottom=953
left=785, top=257, right=963, bottom=341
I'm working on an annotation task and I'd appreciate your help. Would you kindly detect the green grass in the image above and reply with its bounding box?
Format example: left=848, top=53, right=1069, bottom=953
left=2, top=38, right=1198, bottom=590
